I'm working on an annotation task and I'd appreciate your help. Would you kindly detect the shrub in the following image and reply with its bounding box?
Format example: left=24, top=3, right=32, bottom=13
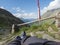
left=20, top=27, right=29, bottom=31
left=30, top=24, right=39, bottom=30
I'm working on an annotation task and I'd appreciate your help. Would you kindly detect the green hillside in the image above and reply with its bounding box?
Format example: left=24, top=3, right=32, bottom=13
left=0, top=8, right=24, bottom=28
left=0, top=8, right=24, bottom=40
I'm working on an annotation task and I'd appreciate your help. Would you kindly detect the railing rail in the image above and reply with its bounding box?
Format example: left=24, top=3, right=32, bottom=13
left=17, top=16, right=55, bottom=26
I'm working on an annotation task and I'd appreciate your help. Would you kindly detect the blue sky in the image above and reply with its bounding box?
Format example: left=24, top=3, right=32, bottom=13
left=0, top=0, right=60, bottom=19
left=40, top=0, right=53, bottom=9
left=0, top=0, right=52, bottom=13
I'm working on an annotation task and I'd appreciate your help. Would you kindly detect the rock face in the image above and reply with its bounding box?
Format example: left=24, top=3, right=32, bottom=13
left=42, top=8, right=60, bottom=18
left=42, top=8, right=60, bottom=28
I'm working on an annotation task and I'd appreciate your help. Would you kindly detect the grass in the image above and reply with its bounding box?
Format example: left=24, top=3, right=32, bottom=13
left=18, top=20, right=60, bottom=40
left=1, top=19, right=59, bottom=42
left=50, top=24, right=58, bottom=32
left=0, top=37, right=2, bottom=40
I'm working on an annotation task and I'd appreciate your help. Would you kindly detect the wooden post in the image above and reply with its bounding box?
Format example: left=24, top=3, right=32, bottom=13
left=55, top=12, right=60, bottom=28
left=36, top=0, right=41, bottom=24
left=37, top=0, right=41, bottom=19
left=12, top=24, right=15, bottom=34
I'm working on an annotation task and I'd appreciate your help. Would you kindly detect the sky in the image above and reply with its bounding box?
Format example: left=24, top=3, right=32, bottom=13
left=0, top=0, right=60, bottom=19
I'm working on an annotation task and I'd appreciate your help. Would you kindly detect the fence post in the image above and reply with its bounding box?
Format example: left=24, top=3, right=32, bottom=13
left=55, top=12, right=60, bottom=28
left=12, top=24, right=15, bottom=34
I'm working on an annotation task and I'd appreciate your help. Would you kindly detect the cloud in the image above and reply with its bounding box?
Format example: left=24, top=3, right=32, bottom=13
left=12, top=7, right=25, bottom=13
left=14, top=12, right=38, bottom=19
left=41, top=0, right=60, bottom=15
left=0, top=6, right=5, bottom=9
left=12, top=7, right=38, bottom=19
left=12, top=7, right=21, bottom=12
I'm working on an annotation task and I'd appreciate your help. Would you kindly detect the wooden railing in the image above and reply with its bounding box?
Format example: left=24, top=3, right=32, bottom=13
left=17, top=16, right=55, bottom=26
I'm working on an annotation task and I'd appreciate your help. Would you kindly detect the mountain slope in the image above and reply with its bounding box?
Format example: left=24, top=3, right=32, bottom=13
left=0, top=8, right=24, bottom=40
left=21, top=18, right=36, bottom=22
left=0, top=8, right=24, bottom=28
left=42, top=8, right=60, bottom=18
